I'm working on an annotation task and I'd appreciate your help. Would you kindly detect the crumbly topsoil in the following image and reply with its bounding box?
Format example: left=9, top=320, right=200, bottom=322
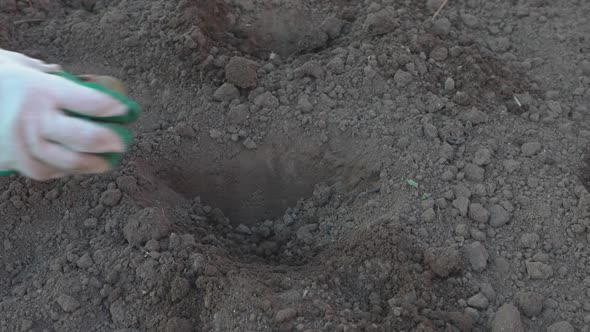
left=1, top=0, right=590, bottom=331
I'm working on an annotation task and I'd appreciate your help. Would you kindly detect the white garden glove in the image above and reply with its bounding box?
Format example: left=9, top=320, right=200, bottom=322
left=0, top=49, right=130, bottom=181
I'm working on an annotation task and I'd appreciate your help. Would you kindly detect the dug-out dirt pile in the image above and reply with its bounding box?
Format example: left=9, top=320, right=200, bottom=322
left=1, top=0, right=590, bottom=331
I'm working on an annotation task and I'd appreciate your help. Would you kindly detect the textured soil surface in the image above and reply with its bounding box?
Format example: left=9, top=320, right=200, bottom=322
left=1, top=0, right=590, bottom=331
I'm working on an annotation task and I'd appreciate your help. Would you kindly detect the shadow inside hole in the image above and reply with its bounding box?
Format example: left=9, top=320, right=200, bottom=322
left=230, top=7, right=337, bottom=58
left=156, top=145, right=345, bottom=227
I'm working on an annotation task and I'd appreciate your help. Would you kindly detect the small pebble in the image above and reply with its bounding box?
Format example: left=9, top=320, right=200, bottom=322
left=209, top=129, right=222, bottom=139
left=519, top=233, right=540, bottom=249
left=526, top=261, right=554, bottom=279
left=473, top=148, right=492, bottom=166
left=515, top=291, right=544, bottom=317
left=243, top=138, right=257, bottom=150
left=462, top=241, right=489, bottom=272
left=225, top=56, right=258, bottom=89
left=100, top=189, right=122, bottom=207
left=464, top=163, right=485, bottom=182
left=76, top=253, right=94, bottom=269
left=422, top=208, right=436, bottom=222
left=468, top=203, right=490, bottom=223
left=445, top=77, right=455, bottom=90
left=144, top=239, right=160, bottom=252
left=56, top=294, right=80, bottom=313
left=521, top=142, right=542, bottom=157
left=424, top=246, right=462, bottom=277
left=83, top=218, right=98, bottom=228
left=470, top=228, right=486, bottom=241
left=453, top=197, right=470, bottom=216
left=394, top=69, right=413, bottom=87
left=548, top=321, right=575, bottom=332
left=491, top=303, right=524, bottom=332
left=236, top=224, right=253, bottom=235
left=213, top=83, right=240, bottom=101
left=170, top=277, right=191, bottom=302
left=488, top=205, right=511, bottom=227
left=432, top=18, right=451, bottom=36
left=467, top=292, right=489, bottom=309
left=480, top=282, right=496, bottom=300
left=275, top=308, right=298, bottom=323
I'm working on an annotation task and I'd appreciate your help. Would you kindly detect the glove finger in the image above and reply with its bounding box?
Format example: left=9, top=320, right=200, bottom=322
left=18, top=160, right=67, bottom=182
left=25, top=117, right=112, bottom=173
left=43, top=73, right=128, bottom=118
left=34, top=140, right=111, bottom=174
left=19, top=56, right=62, bottom=73
left=0, top=49, right=62, bottom=72
left=13, top=142, right=68, bottom=181
left=34, top=61, right=62, bottom=73
left=39, top=109, right=126, bottom=153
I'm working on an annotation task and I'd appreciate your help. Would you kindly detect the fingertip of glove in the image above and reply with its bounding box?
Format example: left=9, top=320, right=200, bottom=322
left=106, top=123, right=133, bottom=148
left=51, top=71, right=141, bottom=124
left=100, top=152, right=123, bottom=168
left=78, top=81, right=141, bottom=123
left=94, top=123, right=132, bottom=168
left=42, top=63, right=62, bottom=73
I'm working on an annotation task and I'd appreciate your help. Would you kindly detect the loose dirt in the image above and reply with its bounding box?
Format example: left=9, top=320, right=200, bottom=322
left=1, top=0, right=590, bottom=331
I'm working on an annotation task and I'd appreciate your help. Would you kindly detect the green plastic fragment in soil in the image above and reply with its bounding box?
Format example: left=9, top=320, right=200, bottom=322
left=406, top=179, right=418, bottom=189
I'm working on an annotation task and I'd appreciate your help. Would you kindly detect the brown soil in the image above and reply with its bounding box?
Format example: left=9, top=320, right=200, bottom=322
left=1, top=0, right=590, bottom=331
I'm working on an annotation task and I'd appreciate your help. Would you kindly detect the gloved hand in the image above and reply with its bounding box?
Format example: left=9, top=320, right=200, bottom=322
left=0, top=49, right=133, bottom=181
left=0, top=48, right=62, bottom=72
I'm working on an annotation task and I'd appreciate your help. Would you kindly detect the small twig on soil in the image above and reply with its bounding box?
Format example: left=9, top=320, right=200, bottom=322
left=14, top=19, right=44, bottom=26
left=432, top=0, right=449, bottom=21
left=513, top=94, right=522, bottom=108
